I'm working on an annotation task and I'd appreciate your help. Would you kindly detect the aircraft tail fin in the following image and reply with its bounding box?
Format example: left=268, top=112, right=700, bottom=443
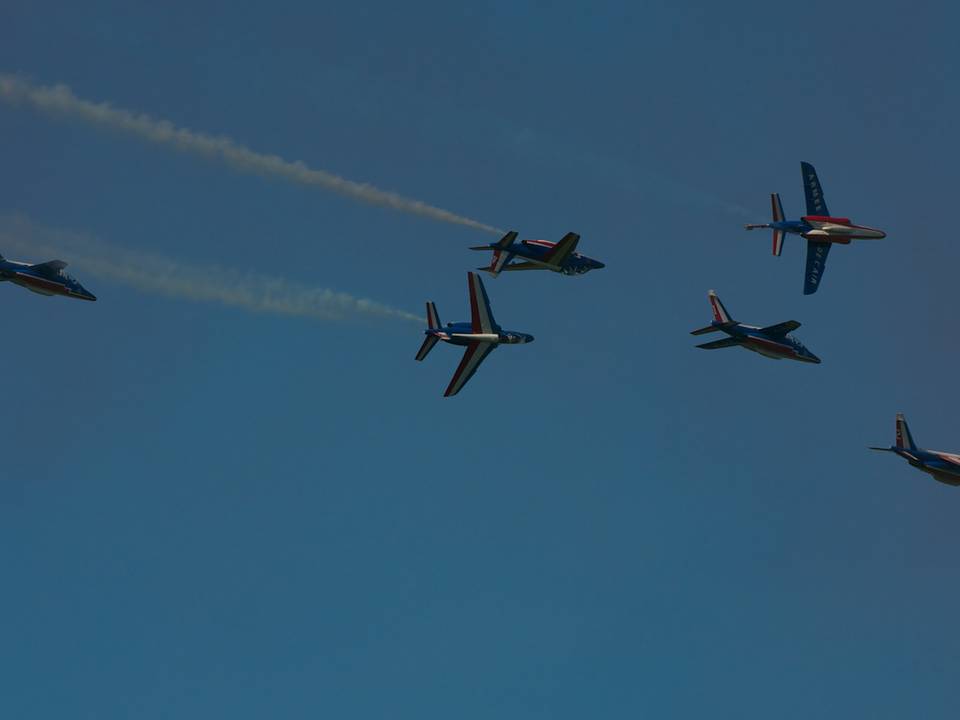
left=708, top=290, right=734, bottom=324
left=771, top=193, right=786, bottom=256
left=895, top=413, right=917, bottom=451
left=415, top=302, right=442, bottom=362
left=426, top=301, right=441, bottom=330
left=744, top=194, right=786, bottom=254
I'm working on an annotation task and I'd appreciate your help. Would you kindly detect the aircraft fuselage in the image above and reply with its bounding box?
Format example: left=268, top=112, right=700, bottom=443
left=0, top=259, right=97, bottom=301
left=766, top=217, right=886, bottom=244
left=726, top=324, right=821, bottom=363
left=428, top=321, right=534, bottom=347
left=890, top=447, right=960, bottom=486
left=516, top=239, right=605, bottom=275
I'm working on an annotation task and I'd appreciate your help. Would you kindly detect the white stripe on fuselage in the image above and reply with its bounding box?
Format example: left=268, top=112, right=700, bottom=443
left=933, top=452, right=960, bottom=468
left=804, top=220, right=885, bottom=239
left=742, top=335, right=795, bottom=359
left=449, top=333, right=500, bottom=343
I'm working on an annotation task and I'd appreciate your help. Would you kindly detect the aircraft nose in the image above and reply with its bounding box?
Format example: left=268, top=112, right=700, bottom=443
left=525, top=334, right=535, bottom=343
left=594, top=261, right=606, bottom=269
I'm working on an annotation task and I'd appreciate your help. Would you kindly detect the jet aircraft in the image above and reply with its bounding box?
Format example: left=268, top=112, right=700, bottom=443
left=870, top=413, right=960, bottom=486
left=416, top=271, right=533, bottom=396
left=691, top=290, right=820, bottom=363
left=470, top=230, right=604, bottom=277
left=745, top=161, right=885, bottom=294
left=0, top=254, right=96, bottom=301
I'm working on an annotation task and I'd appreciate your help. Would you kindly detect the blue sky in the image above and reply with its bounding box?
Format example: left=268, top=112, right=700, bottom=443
left=1, top=1, right=959, bottom=717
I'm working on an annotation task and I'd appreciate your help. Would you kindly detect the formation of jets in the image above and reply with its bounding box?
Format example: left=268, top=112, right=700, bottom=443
left=9, top=157, right=950, bottom=489
left=415, top=230, right=605, bottom=396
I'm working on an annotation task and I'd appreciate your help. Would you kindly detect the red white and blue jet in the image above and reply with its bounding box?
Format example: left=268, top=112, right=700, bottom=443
left=745, top=161, right=885, bottom=294
left=470, top=230, right=605, bottom=277
left=691, top=290, right=820, bottom=363
left=416, top=271, right=533, bottom=396
left=870, top=413, right=960, bottom=487
left=0, top=253, right=96, bottom=301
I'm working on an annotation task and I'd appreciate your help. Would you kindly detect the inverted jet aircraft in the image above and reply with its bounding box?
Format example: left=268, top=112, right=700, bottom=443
left=691, top=290, right=820, bottom=363
left=870, top=413, right=960, bottom=486
left=745, top=161, right=885, bottom=294
left=0, top=253, right=96, bottom=301
left=470, top=230, right=605, bottom=277
left=416, top=271, right=533, bottom=396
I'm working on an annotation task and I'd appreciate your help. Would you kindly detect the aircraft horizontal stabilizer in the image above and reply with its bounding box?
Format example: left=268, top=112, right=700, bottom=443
left=690, top=324, right=722, bottom=336
left=416, top=335, right=439, bottom=361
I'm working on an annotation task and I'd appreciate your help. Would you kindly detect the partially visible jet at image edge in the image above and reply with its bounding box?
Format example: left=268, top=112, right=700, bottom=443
left=870, top=413, right=960, bottom=486
left=416, top=271, right=533, bottom=396
left=691, top=290, right=820, bottom=364
left=745, top=161, right=885, bottom=295
left=470, top=230, right=604, bottom=277
left=0, top=253, right=97, bottom=301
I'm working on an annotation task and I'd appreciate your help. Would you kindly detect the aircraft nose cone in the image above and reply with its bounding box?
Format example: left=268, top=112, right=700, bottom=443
left=525, top=334, right=535, bottom=343
left=595, top=261, right=606, bottom=269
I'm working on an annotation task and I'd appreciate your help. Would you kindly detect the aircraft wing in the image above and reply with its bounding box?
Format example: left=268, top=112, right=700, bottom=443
left=759, top=320, right=801, bottom=336
left=30, top=260, right=68, bottom=274
left=444, top=342, right=496, bottom=397
left=467, top=272, right=498, bottom=333
left=800, top=161, right=830, bottom=216
left=543, top=232, right=580, bottom=267
left=803, top=241, right=831, bottom=295
left=696, top=338, right=740, bottom=350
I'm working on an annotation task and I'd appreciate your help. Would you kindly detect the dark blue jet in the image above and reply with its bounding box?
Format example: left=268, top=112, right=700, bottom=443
left=0, top=254, right=96, bottom=301
left=870, top=413, right=960, bottom=486
left=745, top=162, right=885, bottom=294
left=416, top=271, right=533, bottom=396
left=470, top=231, right=605, bottom=277
left=691, top=290, right=820, bottom=364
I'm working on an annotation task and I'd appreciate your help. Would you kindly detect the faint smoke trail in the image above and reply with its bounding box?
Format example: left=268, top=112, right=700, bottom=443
left=0, top=74, right=503, bottom=235
left=0, top=215, right=421, bottom=323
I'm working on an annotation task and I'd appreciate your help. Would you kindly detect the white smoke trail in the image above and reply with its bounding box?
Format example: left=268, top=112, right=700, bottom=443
left=0, top=214, right=421, bottom=323
left=0, top=74, right=503, bottom=235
